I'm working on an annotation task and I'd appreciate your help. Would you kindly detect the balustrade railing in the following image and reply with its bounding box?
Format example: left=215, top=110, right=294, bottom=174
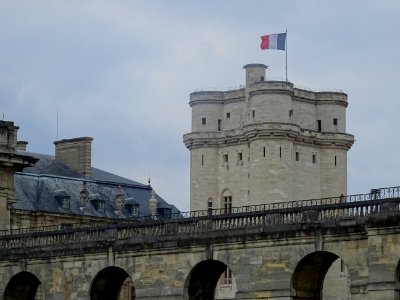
left=0, top=186, right=399, bottom=250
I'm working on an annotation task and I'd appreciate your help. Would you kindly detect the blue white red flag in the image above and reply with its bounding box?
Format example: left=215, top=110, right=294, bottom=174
left=260, top=33, right=286, bottom=50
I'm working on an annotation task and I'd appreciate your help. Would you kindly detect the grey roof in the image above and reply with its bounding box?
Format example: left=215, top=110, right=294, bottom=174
left=14, top=151, right=179, bottom=218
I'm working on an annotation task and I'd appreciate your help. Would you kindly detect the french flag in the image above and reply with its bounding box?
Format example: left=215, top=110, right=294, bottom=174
left=260, top=33, right=286, bottom=50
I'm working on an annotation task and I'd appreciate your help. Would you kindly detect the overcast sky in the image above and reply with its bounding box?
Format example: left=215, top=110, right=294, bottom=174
left=1, top=1, right=400, bottom=212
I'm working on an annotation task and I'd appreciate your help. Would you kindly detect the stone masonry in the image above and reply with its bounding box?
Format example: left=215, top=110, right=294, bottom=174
left=183, top=64, right=354, bottom=211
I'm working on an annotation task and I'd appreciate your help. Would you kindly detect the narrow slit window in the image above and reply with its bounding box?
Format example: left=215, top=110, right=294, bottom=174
left=296, top=151, right=300, bottom=161
left=312, top=154, right=317, bottom=164
left=252, top=110, right=255, bottom=118
left=263, top=147, right=266, bottom=158
left=335, top=155, right=337, bottom=166
left=317, top=120, right=321, bottom=132
left=279, top=147, right=282, bottom=158
left=218, top=119, right=221, bottom=131
left=202, top=117, right=206, bottom=125
left=201, top=154, right=204, bottom=166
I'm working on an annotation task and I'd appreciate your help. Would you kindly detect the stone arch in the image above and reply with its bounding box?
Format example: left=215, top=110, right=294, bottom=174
left=90, top=266, right=135, bottom=300
left=185, top=259, right=228, bottom=300
left=4, top=271, right=41, bottom=300
left=291, top=251, right=346, bottom=300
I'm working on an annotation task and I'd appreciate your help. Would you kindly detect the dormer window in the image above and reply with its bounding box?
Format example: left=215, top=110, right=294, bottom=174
left=55, top=189, right=71, bottom=209
left=90, top=194, right=106, bottom=212
left=125, top=198, right=140, bottom=217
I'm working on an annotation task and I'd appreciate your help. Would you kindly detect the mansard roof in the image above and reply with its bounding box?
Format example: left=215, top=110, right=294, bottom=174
left=13, top=151, right=179, bottom=218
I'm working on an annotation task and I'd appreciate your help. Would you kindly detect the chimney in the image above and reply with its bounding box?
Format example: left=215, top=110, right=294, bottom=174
left=54, top=137, right=93, bottom=177
left=16, top=141, right=28, bottom=151
left=0, top=121, right=18, bottom=153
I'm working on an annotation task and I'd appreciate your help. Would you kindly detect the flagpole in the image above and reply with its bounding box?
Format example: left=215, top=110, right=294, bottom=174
left=285, top=27, right=288, bottom=81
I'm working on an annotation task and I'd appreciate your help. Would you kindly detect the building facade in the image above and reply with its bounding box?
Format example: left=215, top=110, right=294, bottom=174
left=184, top=64, right=354, bottom=211
left=0, top=120, right=178, bottom=231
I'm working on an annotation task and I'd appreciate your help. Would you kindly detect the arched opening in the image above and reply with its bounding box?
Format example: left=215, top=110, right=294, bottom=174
left=186, top=259, right=235, bottom=299
left=292, top=251, right=350, bottom=300
left=90, top=266, right=135, bottom=300
left=4, top=271, right=41, bottom=300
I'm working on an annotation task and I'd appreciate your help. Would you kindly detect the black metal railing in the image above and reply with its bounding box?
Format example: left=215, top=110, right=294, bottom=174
left=0, top=186, right=399, bottom=250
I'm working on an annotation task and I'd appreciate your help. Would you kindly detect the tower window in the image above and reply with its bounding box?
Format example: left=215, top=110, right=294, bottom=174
left=226, top=112, right=230, bottom=118
left=317, top=120, right=321, bottom=132
left=333, top=118, right=338, bottom=125
left=202, top=117, right=206, bottom=125
left=224, top=268, right=233, bottom=285
left=201, top=154, right=204, bottom=166
left=296, top=151, right=300, bottom=161
left=263, top=147, right=266, bottom=158
left=224, top=196, right=232, bottom=213
left=223, top=154, right=229, bottom=163
left=289, top=109, right=293, bottom=117
left=218, top=119, right=221, bottom=131
left=208, top=199, right=213, bottom=210
left=252, top=110, right=255, bottom=118
left=279, top=147, right=282, bottom=158
left=237, top=152, right=243, bottom=162
left=335, top=156, right=337, bottom=166
left=260, top=76, right=264, bottom=81
left=312, top=154, right=317, bottom=164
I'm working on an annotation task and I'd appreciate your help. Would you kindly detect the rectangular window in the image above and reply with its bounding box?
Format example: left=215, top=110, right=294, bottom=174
left=289, top=109, right=293, bottom=117
left=208, top=200, right=213, bottom=210
left=252, top=110, right=255, bottom=118
left=223, top=154, right=228, bottom=163
left=296, top=151, right=300, bottom=161
left=260, top=76, right=264, bottom=81
left=226, top=112, right=230, bottom=118
left=263, top=146, right=266, bottom=157
left=224, top=268, right=232, bottom=285
left=201, top=154, right=204, bottom=166
left=224, top=196, right=232, bottom=213
left=202, top=117, right=206, bottom=125
left=312, top=154, right=317, bottom=164
left=333, top=118, right=338, bottom=125
left=237, top=152, right=243, bottom=162
left=279, top=147, right=282, bottom=158
left=218, top=119, right=221, bottom=131
left=317, top=120, right=321, bottom=132
left=335, top=155, right=337, bottom=166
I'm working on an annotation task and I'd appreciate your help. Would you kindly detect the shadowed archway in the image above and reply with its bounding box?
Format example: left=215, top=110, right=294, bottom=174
left=291, top=251, right=340, bottom=300
left=90, top=266, right=135, bottom=300
left=186, top=259, right=228, bottom=300
left=4, top=271, right=41, bottom=300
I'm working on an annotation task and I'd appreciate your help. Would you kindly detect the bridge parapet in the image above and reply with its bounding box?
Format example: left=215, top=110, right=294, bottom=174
left=1, top=186, right=400, bottom=258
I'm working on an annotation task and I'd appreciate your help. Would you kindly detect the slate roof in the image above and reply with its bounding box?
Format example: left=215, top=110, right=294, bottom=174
left=14, top=151, right=179, bottom=218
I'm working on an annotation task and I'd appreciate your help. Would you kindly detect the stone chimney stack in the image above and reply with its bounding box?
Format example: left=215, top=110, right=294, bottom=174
left=54, top=137, right=93, bottom=177
left=16, top=141, right=28, bottom=151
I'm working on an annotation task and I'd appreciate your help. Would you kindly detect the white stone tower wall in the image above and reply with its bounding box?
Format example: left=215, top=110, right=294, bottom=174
left=190, top=147, right=219, bottom=211
left=316, top=102, right=347, bottom=133
left=191, top=102, right=223, bottom=132
left=319, top=148, right=347, bottom=198
left=291, top=100, right=317, bottom=130
left=217, top=145, right=250, bottom=208
left=249, top=91, right=292, bottom=124
left=248, top=139, right=294, bottom=203
left=291, top=144, right=322, bottom=201
left=222, top=101, right=245, bottom=131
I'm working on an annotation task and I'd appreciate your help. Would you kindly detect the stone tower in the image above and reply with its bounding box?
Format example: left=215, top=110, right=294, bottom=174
left=0, top=121, right=37, bottom=229
left=183, top=64, right=354, bottom=211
